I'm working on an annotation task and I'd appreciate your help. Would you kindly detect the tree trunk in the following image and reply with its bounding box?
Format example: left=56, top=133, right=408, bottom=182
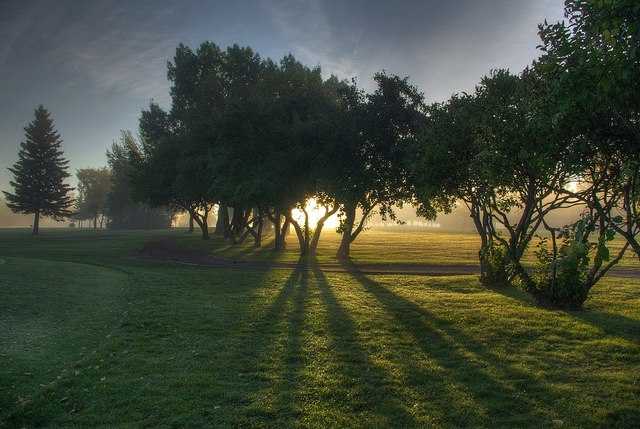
left=310, top=206, right=339, bottom=253
left=254, top=212, right=264, bottom=248
left=190, top=208, right=210, bottom=240
left=223, top=207, right=232, bottom=240
left=32, top=211, right=40, bottom=235
left=214, top=205, right=224, bottom=235
left=93, top=215, right=97, bottom=230
left=289, top=210, right=310, bottom=256
left=274, top=209, right=282, bottom=250
left=281, top=213, right=290, bottom=249
left=188, top=213, right=194, bottom=233
left=628, top=238, right=640, bottom=263
left=336, top=203, right=356, bottom=260
left=200, top=218, right=209, bottom=240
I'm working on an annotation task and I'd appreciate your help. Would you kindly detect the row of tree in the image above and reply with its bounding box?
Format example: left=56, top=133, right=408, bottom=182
left=128, top=44, right=424, bottom=257
left=124, top=0, right=638, bottom=308
left=4, top=1, right=637, bottom=308
left=3, top=107, right=172, bottom=232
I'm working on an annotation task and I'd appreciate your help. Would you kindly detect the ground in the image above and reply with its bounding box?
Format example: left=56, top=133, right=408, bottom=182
left=0, top=228, right=639, bottom=428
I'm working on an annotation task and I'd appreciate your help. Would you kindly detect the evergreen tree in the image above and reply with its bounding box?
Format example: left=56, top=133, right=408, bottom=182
left=3, top=105, right=74, bottom=234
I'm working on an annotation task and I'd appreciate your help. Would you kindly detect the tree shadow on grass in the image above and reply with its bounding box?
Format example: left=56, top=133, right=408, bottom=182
left=486, top=274, right=640, bottom=344
left=221, top=266, right=305, bottom=420
left=269, top=266, right=309, bottom=422
left=566, top=309, right=640, bottom=344
left=310, top=264, right=418, bottom=427
left=473, top=274, right=640, bottom=344
left=341, top=263, right=564, bottom=426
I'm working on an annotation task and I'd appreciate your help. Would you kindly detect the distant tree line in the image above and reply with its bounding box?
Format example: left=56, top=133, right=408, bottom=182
left=3, top=1, right=637, bottom=308
left=3, top=109, right=172, bottom=232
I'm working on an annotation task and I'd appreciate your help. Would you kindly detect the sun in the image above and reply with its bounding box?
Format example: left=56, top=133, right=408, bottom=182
left=291, top=198, right=339, bottom=229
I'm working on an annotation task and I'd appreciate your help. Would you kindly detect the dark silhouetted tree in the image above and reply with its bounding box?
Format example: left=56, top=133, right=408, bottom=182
left=105, top=131, right=173, bottom=229
left=3, top=106, right=73, bottom=234
left=538, top=0, right=640, bottom=261
left=75, top=167, right=111, bottom=229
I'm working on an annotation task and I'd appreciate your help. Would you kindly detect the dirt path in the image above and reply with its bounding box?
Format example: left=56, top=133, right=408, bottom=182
left=137, top=238, right=640, bottom=279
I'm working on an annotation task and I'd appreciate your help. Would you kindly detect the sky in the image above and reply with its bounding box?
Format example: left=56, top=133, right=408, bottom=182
left=0, top=0, right=566, bottom=190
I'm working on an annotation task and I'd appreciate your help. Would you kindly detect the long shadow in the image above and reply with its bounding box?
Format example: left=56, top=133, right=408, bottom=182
left=487, top=276, right=640, bottom=344
left=568, top=310, right=640, bottom=344
left=311, top=264, right=418, bottom=427
left=221, top=265, right=305, bottom=412
left=270, top=266, right=309, bottom=421
left=342, top=263, right=563, bottom=425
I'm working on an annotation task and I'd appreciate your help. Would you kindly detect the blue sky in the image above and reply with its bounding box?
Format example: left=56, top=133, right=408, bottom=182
left=0, top=0, right=565, bottom=188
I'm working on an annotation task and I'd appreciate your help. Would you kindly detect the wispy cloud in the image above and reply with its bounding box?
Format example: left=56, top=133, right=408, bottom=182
left=0, top=0, right=181, bottom=102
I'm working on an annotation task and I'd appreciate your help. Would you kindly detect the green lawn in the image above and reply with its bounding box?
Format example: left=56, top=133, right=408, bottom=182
left=175, top=227, right=639, bottom=269
left=1, top=228, right=639, bottom=427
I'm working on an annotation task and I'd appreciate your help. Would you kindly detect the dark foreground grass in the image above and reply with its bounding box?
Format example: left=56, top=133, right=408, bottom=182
left=1, top=229, right=639, bottom=427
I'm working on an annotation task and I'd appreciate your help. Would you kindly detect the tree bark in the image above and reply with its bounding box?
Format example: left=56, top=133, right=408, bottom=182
left=274, top=208, right=282, bottom=250
left=254, top=211, right=264, bottom=248
left=337, top=203, right=356, bottom=260
left=32, top=211, right=40, bottom=235
left=310, top=206, right=339, bottom=253
left=214, top=205, right=225, bottom=235
left=188, top=213, right=194, bottom=233
left=200, top=218, right=209, bottom=240
left=190, top=208, right=210, bottom=240
left=288, top=209, right=310, bottom=255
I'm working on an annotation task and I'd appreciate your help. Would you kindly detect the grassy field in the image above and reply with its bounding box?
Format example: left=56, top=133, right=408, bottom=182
left=1, top=228, right=639, bottom=427
left=141, top=227, right=639, bottom=269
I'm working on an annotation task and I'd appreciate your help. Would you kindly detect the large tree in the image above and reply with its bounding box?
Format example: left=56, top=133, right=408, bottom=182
left=538, top=0, right=640, bottom=261
left=3, top=106, right=74, bottom=234
left=411, top=67, right=627, bottom=308
left=105, top=131, right=173, bottom=230
left=323, top=73, right=425, bottom=260
left=75, top=167, right=111, bottom=229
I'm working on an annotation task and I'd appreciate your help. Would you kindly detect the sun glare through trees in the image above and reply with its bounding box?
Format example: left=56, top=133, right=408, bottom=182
left=1, top=0, right=639, bottom=427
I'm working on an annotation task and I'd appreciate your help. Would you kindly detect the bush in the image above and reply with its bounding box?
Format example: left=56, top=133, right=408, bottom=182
left=480, top=243, right=510, bottom=287
left=532, top=219, right=614, bottom=309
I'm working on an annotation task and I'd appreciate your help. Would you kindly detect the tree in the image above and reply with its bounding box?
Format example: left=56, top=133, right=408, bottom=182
left=411, top=67, right=627, bottom=308
left=75, top=167, right=111, bottom=229
left=3, top=106, right=74, bottom=234
left=410, top=92, right=497, bottom=281
left=105, top=131, right=173, bottom=230
left=538, top=0, right=640, bottom=261
left=323, top=73, right=425, bottom=260
left=161, top=42, right=228, bottom=239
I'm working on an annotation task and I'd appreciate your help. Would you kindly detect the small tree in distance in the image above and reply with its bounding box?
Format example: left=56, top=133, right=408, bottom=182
left=3, top=106, right=74, bottom=234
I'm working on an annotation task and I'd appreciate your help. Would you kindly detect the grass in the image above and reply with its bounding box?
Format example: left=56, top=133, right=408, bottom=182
left=1, top=228, right=639, bottom=427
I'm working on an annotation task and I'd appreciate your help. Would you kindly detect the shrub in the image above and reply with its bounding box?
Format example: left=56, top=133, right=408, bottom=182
left=480, top=243, right=510, bottom=287
left=532, top=218, right=615, bottom=309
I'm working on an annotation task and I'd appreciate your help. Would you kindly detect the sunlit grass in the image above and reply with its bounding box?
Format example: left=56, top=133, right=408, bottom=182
left=1, top=229, right=639, bottom=427
left=179, top=227, right=637, bottom=269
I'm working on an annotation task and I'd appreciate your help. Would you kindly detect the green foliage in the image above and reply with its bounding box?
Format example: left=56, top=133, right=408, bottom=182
left=481, top=243, right=510, bottom=288
left=532, top=217, right=618, bottom=308
left=105, top=132, right=172, bottom=230
left=75, top=167, right=111, bottom=226
left=2, top=106, right=74, bottom=232
left=533, top=226, right=590, bottom=308
left=538, top=0, right=640, bottom=261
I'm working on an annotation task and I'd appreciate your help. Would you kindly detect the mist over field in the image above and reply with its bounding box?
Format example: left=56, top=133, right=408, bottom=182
left=1, top=1, right=639, bottom=427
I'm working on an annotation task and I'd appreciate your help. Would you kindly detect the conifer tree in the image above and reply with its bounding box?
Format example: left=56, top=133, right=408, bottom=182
left=3, top=106, right=74, bottom=234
